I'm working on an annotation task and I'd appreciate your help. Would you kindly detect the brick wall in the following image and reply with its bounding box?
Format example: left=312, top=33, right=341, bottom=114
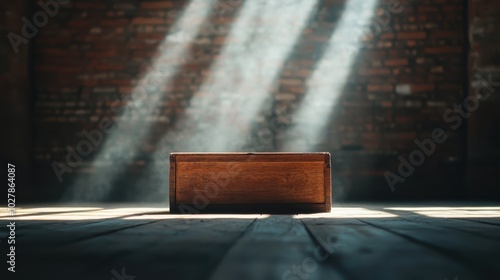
left=466, top=0, right=500, bottom=199
left=1, top=1, right=33, bottom=197
left=29, top=0, right=472, bottom=201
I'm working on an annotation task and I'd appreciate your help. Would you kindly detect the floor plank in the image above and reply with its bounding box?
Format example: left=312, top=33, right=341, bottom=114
left=357, top=217, right=500, bottom=278
left=210, top=215, right=346, bottom=280
left=20, top=214, right=260, bottom=280
left=11, top=209, right=168, bottom=251
left=8, top=203, right=500, bottom=280
left=379, top=209, right=500, bottom=241
left=299, top=213, right=476, bottom=280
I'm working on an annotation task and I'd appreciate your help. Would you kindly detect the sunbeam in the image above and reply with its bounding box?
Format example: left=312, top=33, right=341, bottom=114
left=64, top=0, right=216, bottom=201
left=167, top=0, right=318, bottom=152
left=283, top=0, right=379, bottom=151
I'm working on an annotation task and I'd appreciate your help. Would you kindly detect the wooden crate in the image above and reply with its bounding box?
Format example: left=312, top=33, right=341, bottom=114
left=169, top=152, right=331, bottom=213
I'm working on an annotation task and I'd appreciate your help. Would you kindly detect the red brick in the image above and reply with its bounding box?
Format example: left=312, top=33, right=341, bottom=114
left=112, top=3, right=136, bottom=10
left=67, top=20, right=94, bottom=28
left=397, top=32, right=427, bottom=40
left=75, top=2, right=107, bottom=9
left=94, top=64, right=126, bottom=71
left=101, top=19, right=130, bottom=27
left=85, top=50, right=117, bottom=58
left=289, top=86, right=306, bottom=94
left=359, top=68, right=391, bottom=76
left=367, top=84, right=393, bottom=92
left=39, top=49, right=81, bottom=59
left=103, top=79, right=132, bottom=86
left=380, top=33, right=394, bottom=39
left=295, top=69, right=311, bottom=78
left=430, top=66, right=444, bottom=73
left=214, top=36, right=226, bottom=45
left=35, top=65, right=83, bottom=73
left=132, top=18, right=166, bottom=25
left=418, top=6, right=440, bottom=13
left=430, top=31, right=463, bottom=39
left=119, top=87, right=133, bottom=93
left=140, top=2, right=174, bottom=9
left=410, top=84, right=435, bottom=92
left=385, top=59, right=409, bottom=66
left=424, top=47, right=462, bottom=54
left=407, top=40, right=417, bottom=47
left=281, top=79, right=302, bottom=86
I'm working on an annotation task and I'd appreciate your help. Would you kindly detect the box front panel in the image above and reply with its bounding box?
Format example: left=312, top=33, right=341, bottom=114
left=175, top=160, right=326, bottom=205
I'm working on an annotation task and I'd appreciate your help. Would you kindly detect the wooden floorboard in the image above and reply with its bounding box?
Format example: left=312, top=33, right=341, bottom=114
left=299, top=214, right=476, bottom=280
left=357, top=218, right=500, bottom=278
left=381, top=211, right=500, bottom=241
left=209, top=215, right=345, bottom=280
left=19, top=214, right=260, bottom=280
left=10, top=210, right=168, bottom=250
left=80, top=215, right=260, bottom=280
left=6, top=203, right=500, bottom=280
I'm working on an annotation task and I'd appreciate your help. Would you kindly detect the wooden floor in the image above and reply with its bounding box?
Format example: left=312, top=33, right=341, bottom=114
left=2, top=203, right=500, bottom=280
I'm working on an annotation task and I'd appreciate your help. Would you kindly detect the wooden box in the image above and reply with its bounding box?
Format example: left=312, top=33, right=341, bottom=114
left=169, top=152, right=331, bottom=213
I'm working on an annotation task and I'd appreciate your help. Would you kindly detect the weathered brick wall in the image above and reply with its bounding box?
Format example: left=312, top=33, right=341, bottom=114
left=467, top=0, right=500, bottom=198
left=31, top=0, right=470, bottom=201
left=1, top=1, right=33, bottom=197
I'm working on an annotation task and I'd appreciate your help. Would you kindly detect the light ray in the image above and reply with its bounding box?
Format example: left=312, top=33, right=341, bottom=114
left=386, top=207, right=500, bottom=218
left=283, top=0, right=379, bottom=151
left=124, top=214, right=264, bottom=220
left=0, top=208, right=165, bottom=220
left=64, top=0, right=216, bottom=201
left=297, top=207, right=397, bottom=218
left=168, top=0, right=319, bottom=152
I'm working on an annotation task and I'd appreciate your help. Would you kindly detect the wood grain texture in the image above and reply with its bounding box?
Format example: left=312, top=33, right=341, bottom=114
left=176, top=161, right=325, bottom=204
left=170, top=153, right=331, bottom=213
